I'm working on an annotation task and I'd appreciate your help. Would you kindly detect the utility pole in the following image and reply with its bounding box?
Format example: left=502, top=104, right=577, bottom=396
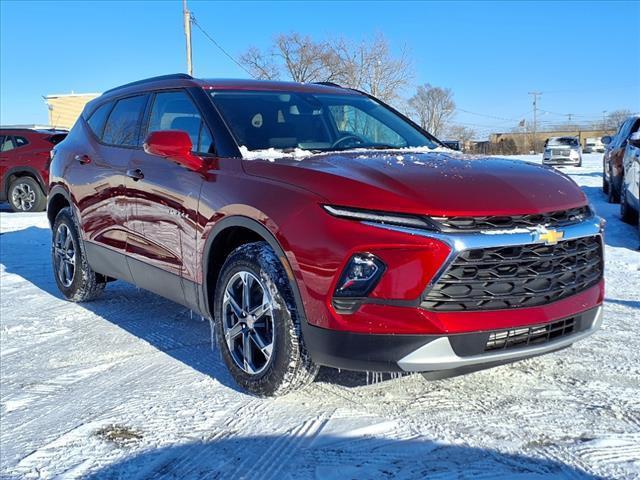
left=602, top=110, right=607, bottom=130
left=183, top=0, right=193, bottom=76
left=528, top=91, right=542, bottom=153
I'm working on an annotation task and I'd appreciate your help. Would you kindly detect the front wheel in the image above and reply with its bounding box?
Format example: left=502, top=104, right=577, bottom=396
left=52, top=207, right=106, bottom=302
left=214, top=242, right=318, bottom=396
left=8, top=177, right=46, bottom=212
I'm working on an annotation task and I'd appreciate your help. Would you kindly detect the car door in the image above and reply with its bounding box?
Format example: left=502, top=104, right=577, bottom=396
left=126, top=89, right=211, bottom=307
left=0, top=135, right=12, bottom=196
left=612, top=118, right=637, bottom=180
left=65, top=95, right=148, bottom=283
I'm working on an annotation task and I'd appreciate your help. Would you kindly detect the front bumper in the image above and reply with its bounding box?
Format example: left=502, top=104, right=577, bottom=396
left=543, top=156, right=581, bottom=165
left=305, top=306, right=602, bottom=373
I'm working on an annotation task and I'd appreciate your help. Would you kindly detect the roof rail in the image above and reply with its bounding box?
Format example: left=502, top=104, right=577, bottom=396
left=312, top=81, right=343, bottom=88
left=103, top=73, right=194, bottom=95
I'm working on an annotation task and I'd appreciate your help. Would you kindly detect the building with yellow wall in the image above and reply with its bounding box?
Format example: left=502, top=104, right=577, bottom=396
left=44, top=93, right=101, bottom=130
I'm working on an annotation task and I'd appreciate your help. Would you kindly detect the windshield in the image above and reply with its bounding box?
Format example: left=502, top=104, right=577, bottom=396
left=209, top=90, right=439, bottom=152
left=548, top=137, right=578, bottom=146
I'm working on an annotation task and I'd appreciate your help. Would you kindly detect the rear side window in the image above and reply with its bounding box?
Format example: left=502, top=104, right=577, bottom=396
left=47, top=133, right=68, bottom=145
left=0, top=136, right=14, bottom=152
left=87, top=103, right=113, bottom=139
left=14, top=136, right=28, bottom=148
left=103, top=95, right=148, bottom=147
left=147, top=91, right=214, bottom=154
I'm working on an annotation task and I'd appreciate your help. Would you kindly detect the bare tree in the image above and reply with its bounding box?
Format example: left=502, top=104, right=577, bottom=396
left=606, top=109, right=633, bottom=130
left=240, top=32, right=413, bottom=104
left=408, top=84, right=455, bottom=136
left=445, top=124, right=476, bottom=145
left=240, top=33, right=336, bottom=83
left=329, top=33, right=413, bottom=103
left=240, top=46, right=280, bottom=80
left=274, top=33, right=335, bottom=83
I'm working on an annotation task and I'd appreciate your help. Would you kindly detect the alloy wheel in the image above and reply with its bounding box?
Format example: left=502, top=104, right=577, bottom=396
left=53, top=224, right=76, bottom=288
left=222, top=271, right=275, bottom=375
left=11, top=182, right=36, bottom=211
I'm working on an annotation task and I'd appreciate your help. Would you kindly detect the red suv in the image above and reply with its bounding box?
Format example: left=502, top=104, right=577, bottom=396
left=1, top=127, right=67, bottom=212
left=48, top=75, right=604, bottom=396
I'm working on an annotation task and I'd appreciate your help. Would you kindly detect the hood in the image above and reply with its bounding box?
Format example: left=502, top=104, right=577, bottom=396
left=242, top=150, right=588, bottom=217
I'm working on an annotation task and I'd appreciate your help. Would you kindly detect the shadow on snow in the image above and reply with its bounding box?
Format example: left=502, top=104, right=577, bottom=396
left=84, top=435, right=606, bottom=479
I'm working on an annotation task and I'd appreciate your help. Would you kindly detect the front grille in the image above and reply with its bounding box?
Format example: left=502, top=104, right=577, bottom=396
left=430, top=206, right=591, bottom=233
left=484, top=317, right=575, bottom=351
left=422, top=236, right=603, bottom=312
left=552, top=149, right=570, bottom=156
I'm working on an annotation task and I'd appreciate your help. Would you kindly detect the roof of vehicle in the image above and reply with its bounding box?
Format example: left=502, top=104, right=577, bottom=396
left=0, top=126, right=68, bottom=134
left=99, top=74, right=357, bottom=100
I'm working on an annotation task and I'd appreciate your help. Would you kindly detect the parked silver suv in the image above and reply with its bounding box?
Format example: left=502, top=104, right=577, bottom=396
left=543, top=137, right=582, bottom=167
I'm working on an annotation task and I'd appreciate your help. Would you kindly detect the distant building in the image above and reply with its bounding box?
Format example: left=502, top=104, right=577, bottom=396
left=44, top=93, right=101, bottom=130
left=490, top=128, right=615, bottom=153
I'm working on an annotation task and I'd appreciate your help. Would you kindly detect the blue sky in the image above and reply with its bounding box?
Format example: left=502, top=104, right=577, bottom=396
left=1, top=0, right=638, bottom=138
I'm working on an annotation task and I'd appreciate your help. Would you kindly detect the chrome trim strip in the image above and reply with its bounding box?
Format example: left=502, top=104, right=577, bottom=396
left=397, top=306, right=603, bottom=372
left=362, top=215, right=604, bottom=251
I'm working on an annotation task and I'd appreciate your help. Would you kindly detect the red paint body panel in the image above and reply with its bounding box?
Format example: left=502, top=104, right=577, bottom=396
left=48, top=78, right=603, bottom=342
left=1, top=128, right=65, bottom=199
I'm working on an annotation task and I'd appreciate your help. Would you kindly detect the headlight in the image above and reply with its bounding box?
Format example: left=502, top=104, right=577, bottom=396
left=323, top=205, right=439, bottom=230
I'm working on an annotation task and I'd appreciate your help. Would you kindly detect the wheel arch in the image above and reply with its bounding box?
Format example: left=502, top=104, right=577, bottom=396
left=201, top=215, right=308, bottom=326
left=3, top=167, right=47, bottom=198
left=47, top=186, right=73, bottom=228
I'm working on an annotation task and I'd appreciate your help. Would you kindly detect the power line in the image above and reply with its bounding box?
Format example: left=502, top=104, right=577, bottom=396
left=190, top=14, right=255, bottom=78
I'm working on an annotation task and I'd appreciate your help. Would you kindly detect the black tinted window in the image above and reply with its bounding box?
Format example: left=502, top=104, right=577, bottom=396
left=210, top=90, right=438, bottom=152
left=87, top=102, right=113, bottom=139
left=147, top=91, right=213, bottom=153
left=103, top=96, right=147, bottom=146
left=14, top=136, right=28, bottom=148
left=48, top=133, right=67, bottom=145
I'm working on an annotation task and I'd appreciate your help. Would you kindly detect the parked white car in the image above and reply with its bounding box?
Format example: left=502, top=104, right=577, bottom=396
left=584, top=137, right=605, bottom=153
left=543, top=137, right=582, bottom=166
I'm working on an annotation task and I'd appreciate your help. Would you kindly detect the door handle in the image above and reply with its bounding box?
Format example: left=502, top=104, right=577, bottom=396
left=126, top=168, right=144, bottom=181
left=74, top=154, right=92, bottom=165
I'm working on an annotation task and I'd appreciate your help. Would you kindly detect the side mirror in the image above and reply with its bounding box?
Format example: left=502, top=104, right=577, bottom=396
left=143, top=130, right=203, bottom=170
left=601, top=135, right=612, bottom=145
left=629, top=132, right=640, bottom=148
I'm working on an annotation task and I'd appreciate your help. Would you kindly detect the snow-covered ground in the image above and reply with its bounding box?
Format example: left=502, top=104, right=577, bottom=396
left=1, top=153, right=638, bottom=479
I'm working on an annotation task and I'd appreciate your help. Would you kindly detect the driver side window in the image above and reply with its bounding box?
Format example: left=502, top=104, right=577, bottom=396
left=147, top=91, right=214, bottom=154
left=329, top=105, right=405, bottom=147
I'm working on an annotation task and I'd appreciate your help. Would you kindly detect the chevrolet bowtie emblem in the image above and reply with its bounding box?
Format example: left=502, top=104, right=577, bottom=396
left=537, top=229, right=564, bottom=245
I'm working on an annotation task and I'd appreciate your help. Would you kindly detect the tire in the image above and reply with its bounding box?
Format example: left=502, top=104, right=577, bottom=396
left=214, top=241, right=318, bottom=396
left=52, top=207, right=106, bottom=302
left=8, top=177, right=46, bottom=212
left=620, top=183, right=639, bottom=225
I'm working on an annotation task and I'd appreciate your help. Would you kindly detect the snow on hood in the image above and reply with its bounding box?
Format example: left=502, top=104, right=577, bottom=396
left=238, top=145, right=455, bottom=162
left=242, top=149, right=588, bottom=216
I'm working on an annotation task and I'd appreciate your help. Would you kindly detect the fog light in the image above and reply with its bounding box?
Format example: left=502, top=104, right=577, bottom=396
left=334, top=253, right=386, bottom=297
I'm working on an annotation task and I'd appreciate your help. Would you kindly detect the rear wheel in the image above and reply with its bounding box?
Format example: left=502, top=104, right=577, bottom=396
left=8, top=177, right=46, bottom=212
left=214, top=241, right=318, bottom=396
left=52, top=207, right=106, bottom=302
